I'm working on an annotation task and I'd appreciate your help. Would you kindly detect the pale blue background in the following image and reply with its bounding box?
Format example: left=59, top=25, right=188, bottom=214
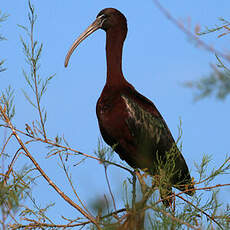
left=1, top=0, right=230, bottom=225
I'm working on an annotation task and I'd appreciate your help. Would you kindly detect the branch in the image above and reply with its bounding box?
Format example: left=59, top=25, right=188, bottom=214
left=1, top=132, right=13, bottom=159
left=155, top=183, right=230, bottom=206
left=10, top=221, right=89, bottom=230
left=58, top=153, right=93, bottom=218
left=10, top=208, right=127, bottom=229
left=3, top=147, right=22, bottom=185
left=152, top=0, right=230, bottom=62
left=151, top=207, right=200, bottom=230
left=0, top=105, right=101, bottom=230
left=1, top=124, right=133, bottom=174
left=104, top=166, right=117, bottom=213
left=176, top=194, right=223, bottom=230
left=28, top=2, right=47, bottom=139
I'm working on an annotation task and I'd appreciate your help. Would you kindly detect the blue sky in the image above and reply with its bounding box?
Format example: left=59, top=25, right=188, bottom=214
left=1, top=0, right=230, bottom=225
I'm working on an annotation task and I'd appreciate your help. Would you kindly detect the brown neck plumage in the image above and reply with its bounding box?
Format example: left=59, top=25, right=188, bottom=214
left=105, top=26, right=127, bottom=87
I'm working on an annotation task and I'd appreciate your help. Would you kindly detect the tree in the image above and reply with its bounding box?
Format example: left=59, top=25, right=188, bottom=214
left=185, top=19, right=230, bottom=101
left=1, top=1, right=229, bottom=229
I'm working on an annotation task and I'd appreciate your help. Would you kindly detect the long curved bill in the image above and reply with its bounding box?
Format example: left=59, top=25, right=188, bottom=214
left=64, top=17, right=103, bottom=67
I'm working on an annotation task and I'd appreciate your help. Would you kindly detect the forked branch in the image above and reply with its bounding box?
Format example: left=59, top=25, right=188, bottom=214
left=0, top=105, right=101, bottom=230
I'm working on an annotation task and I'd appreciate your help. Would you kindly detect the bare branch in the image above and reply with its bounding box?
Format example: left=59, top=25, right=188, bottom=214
left=104, top=166, right=117, bottom=213
left=58, top=153, right=93, bottom=218
left=0, top=105, right=101, bottom=230
left=3, top=147, right=22, bottom=185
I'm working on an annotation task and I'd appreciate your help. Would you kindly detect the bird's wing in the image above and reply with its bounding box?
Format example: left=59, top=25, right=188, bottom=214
left=121, top=92, right=174, bottom=164
left=121, top=89, right=194, bottom=193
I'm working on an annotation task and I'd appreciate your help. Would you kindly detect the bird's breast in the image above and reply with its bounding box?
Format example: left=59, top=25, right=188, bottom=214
left=96, top=93, right=163, bottom=169
left=96, top=95, right=129, bottom=135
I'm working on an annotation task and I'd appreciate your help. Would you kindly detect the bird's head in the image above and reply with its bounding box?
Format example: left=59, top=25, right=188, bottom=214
left=96, top=8, right=127, bottom=31
left=64, top=8, right=127, bottom=67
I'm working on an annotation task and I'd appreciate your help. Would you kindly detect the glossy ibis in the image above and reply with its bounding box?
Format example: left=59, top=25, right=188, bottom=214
left=65, top=8, right=194, bottom=206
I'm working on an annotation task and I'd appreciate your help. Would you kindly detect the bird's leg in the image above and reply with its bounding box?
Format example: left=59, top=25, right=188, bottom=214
left=172, top=192, right=176, bottom=213
left=121, top=169, right=148, bottom=230
left=131, top=169, right=137, bottom=212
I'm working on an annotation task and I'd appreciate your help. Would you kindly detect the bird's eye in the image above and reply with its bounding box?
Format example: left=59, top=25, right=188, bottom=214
left=97, top=14, right=108, bottom=28
left=98, top=14, right=107, bottom=20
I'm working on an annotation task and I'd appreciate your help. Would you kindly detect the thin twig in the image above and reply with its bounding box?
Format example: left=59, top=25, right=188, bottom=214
left=58, top=153, right=93, bottom=218
left=10, top=208, right=127, bottom=230
left=131, top=170, right=137, bottom=211
left=1, top=124, right=133, bottom=174
left=153, top=207, right=201, bottom=230
left=29, top=5, right=47, bottom=140
left=176, top=194, right=223, bottom=230
left=0, top=105, right=101, bottom=230
left=10, top=221, right=89, bottom=230
left=197, top=156, right=230, bottom=185
left=104, top=166, right=117, bottom=213
left=152, top=0, right=230, bottom=62
left=25, top=191, right=55, bottom=225
left=156, top=183, right=230, bottom=206
left=3, top=147, right=22, bottom=185
left=1, top=132, right=13, bottom=157
left=103, top=208, right=126, bottom=219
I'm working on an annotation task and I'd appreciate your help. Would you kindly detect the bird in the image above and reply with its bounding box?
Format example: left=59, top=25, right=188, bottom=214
left=64, top=8, right=194, bottom=206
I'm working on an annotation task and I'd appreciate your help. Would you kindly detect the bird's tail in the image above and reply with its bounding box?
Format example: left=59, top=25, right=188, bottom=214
left=159, top=180, right=195, bottom=207
left=155, top=169, right=195, bottom=207
left=175, top=178, right=195, bottom=196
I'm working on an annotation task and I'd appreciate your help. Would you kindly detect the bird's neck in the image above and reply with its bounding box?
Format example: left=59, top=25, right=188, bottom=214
left=105, top=27, right=126, bottom=87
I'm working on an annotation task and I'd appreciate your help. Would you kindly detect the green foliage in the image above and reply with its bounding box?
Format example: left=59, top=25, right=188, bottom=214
left=88, top=120, right=230, bottom=229
left=185, top=68, right=230, bottom=101
left=95, top=138, right=115, bottom=168
left=0, top=10, right=8, bottom=73
left=0, top=164, right=34, bottom=230
left=187, top=17, right=230, bottom=101
left=19, top=192, right=55, bottom=226
left=19, top=0, right=55, bottom=139
left=197, top=18, right=230, bottom=38
left=194, top=154, right=212, bottom=182
left=92, top=136, right=230, bottom=229
left=0, top=86, right=15, bottom=121
left=0, top=60, right=6, bottom=73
